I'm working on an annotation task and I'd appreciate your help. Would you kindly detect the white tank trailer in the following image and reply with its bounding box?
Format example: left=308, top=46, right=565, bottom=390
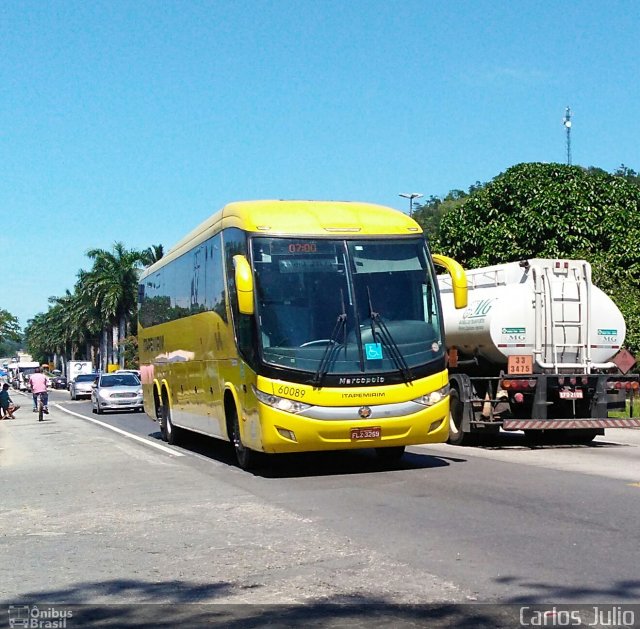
left=438, top=259, right=640, bottom=444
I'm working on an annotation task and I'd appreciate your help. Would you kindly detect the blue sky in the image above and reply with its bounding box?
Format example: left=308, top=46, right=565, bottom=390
left=2, top=0, right=638, bottom=328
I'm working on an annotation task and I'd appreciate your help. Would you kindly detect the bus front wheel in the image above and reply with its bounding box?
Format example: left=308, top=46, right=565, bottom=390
left=230, top=408, right=261, bottom=471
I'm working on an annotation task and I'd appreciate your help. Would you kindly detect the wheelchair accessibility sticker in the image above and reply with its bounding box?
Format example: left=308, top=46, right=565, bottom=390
left=365, top=343, right=383, bottom=360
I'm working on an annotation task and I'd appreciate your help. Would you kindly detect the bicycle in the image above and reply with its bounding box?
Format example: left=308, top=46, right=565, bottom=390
left=36, top=392, right=46, bottom=422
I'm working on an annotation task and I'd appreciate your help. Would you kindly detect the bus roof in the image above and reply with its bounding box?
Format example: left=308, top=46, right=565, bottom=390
left=144, top=200, right=422, bottom=275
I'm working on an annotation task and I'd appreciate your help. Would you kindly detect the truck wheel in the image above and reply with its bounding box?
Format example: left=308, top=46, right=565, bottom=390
left=448, top=389, right=471, bottom=446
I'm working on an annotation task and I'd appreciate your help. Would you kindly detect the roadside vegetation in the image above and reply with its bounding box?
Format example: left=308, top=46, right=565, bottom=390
left=7, top=161, right=640, bottom=374
left=0, top=309, right=22, bottom=357
left=415, top=162, right=640, bottom=363
left=22, top=243, right=163, bottom=372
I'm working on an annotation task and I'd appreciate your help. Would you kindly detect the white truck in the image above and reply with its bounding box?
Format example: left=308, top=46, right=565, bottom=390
left=438, top=259, right=640, bottom=444
left=9, top=361, right=41, bottom=391
left=66, top=360, right=94, bottom=388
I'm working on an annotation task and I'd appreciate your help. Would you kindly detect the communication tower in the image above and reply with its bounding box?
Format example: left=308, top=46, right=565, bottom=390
left=563, top=107, right=572, bottom=165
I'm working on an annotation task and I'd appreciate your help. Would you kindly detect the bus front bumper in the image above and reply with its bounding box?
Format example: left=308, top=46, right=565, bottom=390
left=254, top=396, right=450, bottom=454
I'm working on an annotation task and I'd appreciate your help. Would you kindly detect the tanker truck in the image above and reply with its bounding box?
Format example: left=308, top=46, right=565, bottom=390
left=438, top=259, right=640, bottom=444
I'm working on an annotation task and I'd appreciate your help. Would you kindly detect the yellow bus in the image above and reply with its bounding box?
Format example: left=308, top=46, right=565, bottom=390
left=138, top=200, right=467, bottom=469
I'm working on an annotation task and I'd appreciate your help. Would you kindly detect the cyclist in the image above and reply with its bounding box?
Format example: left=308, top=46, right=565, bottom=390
left=29, top=367, right=49, bottom=418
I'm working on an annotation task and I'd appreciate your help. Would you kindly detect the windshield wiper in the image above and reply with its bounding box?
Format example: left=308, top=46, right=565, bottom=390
left=366, top=287, right=412, bottom=382
left=311, top=290, right=347, bottom=388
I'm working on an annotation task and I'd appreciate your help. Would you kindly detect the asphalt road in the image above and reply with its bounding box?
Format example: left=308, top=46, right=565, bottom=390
left=1, top=388, right=639, bottom=627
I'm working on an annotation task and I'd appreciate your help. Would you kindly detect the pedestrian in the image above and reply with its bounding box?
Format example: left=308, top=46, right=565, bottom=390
left=29, top=367, right=49, bottom=418
left=0, top=383, right=19, bottom=419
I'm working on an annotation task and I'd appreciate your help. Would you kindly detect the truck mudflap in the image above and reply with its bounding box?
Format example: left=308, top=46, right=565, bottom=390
left=503, top=418, right=640, bottom=430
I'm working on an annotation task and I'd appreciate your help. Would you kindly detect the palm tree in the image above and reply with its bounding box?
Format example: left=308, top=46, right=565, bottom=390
left=141, top=244, right=164, bottom=267
left=52, top=283, right=102, bottom=372
left=85, top=243, right=145, bottom=369
left=24, top=312, right=51, bottom=364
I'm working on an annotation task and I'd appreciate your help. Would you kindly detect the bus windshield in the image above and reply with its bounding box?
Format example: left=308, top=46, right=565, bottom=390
left=252, top=237, right=443, bottom=379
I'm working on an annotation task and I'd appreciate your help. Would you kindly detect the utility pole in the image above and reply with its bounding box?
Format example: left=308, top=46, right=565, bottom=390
left=563, top=107, right=572, bottom=165
left=399, top=193, right=423, bottom=218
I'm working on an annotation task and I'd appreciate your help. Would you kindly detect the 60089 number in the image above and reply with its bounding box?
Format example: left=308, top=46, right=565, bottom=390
left=277, top=385, right=306, bottom=399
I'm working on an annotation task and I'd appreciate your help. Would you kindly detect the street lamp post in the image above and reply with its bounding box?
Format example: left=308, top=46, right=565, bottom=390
left=399, top=193, right=423, bottom=218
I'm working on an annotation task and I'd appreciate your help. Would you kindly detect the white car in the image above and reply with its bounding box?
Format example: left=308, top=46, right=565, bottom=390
left=69, top=373, right=97, bottom=400
left=91, top=373, right=143, bottom=414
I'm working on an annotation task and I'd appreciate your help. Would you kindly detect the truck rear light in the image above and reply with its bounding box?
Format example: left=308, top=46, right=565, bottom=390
left=581, top=377, right=589, bottom=385
left=514, top=392, right=524, bottom=403
left=502, top=379, right=536, bottom=391
left=569, top=377, right=577, bottom=385
left=558, top=376, right=565, bottom=385
left=607, top=380, right=639, bottom=391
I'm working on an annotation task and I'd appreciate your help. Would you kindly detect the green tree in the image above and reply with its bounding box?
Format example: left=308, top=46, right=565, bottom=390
left=141, top=244, right=164, bottom=266
left=413, top=189, right=472, bottom=242
left=24, top=312, right=51, bottom=364
left=0, top=309, right=20, bottom=345
left=436, top=162, right=640, bottom=354
left=613, top=163, right=640, bottom=185
left=85, top=242, right=145, bottom=369
left=412, top=182, right=485, bottom=243
left=122, top=334, right=139, bottom=369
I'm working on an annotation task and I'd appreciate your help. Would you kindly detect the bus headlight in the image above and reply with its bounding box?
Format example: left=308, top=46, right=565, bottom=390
left=412, top=384, right=450, bottom=407
left=253, top=386, right=312, bottom=414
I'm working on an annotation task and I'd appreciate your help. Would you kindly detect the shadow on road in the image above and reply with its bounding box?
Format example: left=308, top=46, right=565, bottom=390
left=469, top=431, right=630, bottom=451
left=149, top=430, right=466, bottom=479
left=0, top=579, right=527, bottom=628
left=6, top=577, right=640, bottom=627
left=496, top=573, right=640, bottom=604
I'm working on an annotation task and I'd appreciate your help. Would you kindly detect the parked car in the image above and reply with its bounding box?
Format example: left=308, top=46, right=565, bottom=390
left=69, top=373, right=97, bottom=400
left=91, top=373, right=143, bottom=414
left=50, top=375, right=68, bottom=389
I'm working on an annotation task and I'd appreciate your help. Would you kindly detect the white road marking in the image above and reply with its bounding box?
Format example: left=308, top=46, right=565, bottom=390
left=55, top=404, right=185, bottom=457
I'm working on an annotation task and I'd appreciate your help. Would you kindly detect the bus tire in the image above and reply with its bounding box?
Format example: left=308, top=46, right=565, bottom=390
left=375, top=446, right=405, bottom=465
left=161, top=396, right=181, bottom=445
left=447, top=388, right=472, bottom=446
left=230, top=406, right=260, bottom=471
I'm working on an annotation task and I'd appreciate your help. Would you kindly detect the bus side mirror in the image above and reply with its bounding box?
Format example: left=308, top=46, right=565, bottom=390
left=432, top=254, right=468, bottom=309
left=233, top=255, right=255, bottom=315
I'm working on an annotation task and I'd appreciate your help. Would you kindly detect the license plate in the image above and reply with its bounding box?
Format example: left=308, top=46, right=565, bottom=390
left=559, top=390, right=583, bottom=399
left=350, top=427, right=381, bottom=440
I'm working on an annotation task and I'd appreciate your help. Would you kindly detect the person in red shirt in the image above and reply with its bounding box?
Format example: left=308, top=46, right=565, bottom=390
left=29, top=367, right=49, bottom=417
